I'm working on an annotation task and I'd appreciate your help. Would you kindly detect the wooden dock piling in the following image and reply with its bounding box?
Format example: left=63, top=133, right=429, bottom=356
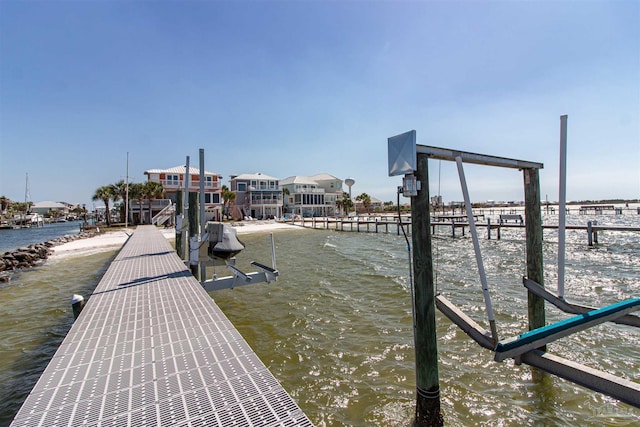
left=524, top=168, right=546, bottom=334
left=411, top=153, right=444, bottom=425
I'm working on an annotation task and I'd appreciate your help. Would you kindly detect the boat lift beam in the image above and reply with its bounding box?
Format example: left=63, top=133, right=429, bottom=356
left=523, top=278, right=640, bottom=328
left=417, top=145, right=543, bottom=170
left=202, top=262, right=279, bottom=292
left=436, top=294, right=640, bottom=408
left=494, top=298, right=640, bottom=362
left=521, top=350, right=640, bottom=409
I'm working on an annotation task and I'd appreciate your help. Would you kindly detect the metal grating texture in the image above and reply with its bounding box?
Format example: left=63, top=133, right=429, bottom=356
left=12, top=226, right=312, bottom=427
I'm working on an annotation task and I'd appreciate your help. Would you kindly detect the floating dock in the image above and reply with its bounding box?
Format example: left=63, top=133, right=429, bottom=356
left=11, top=225, right=311, bottom=426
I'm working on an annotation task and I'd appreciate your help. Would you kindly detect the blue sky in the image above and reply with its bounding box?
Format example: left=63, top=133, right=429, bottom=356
left=1, top=0, right=638, bottom=209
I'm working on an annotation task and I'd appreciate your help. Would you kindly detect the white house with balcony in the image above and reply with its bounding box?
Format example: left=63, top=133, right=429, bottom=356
left=229, top=172, right=283, bottom=220
left=143, top=165, right=223, bottom=223
left=281, top=173, right=343, bottom=217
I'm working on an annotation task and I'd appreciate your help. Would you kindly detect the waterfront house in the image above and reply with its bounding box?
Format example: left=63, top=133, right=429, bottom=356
left=229, top=172, right=283, bottom=220
left=143, top=165, right=223, bottom=223
left=31, top=201, right=70, bottom=217
left=354, top=195, right=384, bottom=213
left=280, top=173, right=343, bottom=217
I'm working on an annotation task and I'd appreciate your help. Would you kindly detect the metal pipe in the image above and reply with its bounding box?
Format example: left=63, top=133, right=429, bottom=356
left=199, top=149, right=206, bottom=281
left=455, top=156, right=498, bottom=345
left=558, top=115, right=568, bottom=298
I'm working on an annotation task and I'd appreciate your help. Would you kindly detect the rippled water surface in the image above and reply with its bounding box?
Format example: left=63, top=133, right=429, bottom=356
left=0, top=221, right=83, bottom=253
left=1, top=212, right=639, bottom=426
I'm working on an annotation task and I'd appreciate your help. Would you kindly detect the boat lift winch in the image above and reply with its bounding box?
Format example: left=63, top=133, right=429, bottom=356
left=190, top=222, right=279, bottom=292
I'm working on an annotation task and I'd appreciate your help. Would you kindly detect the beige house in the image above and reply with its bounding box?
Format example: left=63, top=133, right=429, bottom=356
left=281, top=173, right=343, bottom=217
left=229, top=172, right=283, bottom=220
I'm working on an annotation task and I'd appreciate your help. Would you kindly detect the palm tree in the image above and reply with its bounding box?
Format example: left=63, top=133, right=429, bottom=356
left=108, top=183, right=122, bottom=224
left=281, top=187, right=290, bottom=217
left=0, top=196, right=9, bottom=214
left=113, top=180, right=129, bottom=223
left=92, top=185, right=114, bottom=227
left=356, top=193, right=371, bottom=214
left=128, top=183, right=144, bottom=225
left=143, top=181, right=166, bottom=224
left=336, top=192, right=353, bottom=216
left=221, top=185, right=236, bottom=220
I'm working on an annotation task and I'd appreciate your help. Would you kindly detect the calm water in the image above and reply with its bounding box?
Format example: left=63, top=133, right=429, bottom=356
left=1, top=213, right=639, bottom=426
left=0, top=221, right=83, bottom=253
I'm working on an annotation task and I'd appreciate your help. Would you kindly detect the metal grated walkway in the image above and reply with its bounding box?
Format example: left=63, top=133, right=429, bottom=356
left=12, top=226, right=312, bottom=426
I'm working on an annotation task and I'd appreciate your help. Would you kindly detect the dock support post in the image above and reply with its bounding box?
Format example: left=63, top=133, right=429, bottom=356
left=587, top=221, right=593, bottom=246
left=411, top=153, right=443, bottom=426
left=71, top=294, right=85, bottom=320
left=198, top=149, right=207, bottom=282
left=524, top=168, right=546, bottom=333
left=176, top=191, right=183, bottom=259
left=188, top=192, right=199, bottom=278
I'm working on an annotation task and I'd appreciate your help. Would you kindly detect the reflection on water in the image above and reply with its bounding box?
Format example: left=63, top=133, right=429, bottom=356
left=1, top=213, right=638, bottom=426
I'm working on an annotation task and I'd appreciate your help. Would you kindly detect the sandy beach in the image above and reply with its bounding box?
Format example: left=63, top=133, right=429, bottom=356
left=50, top=220, right=301, bottom=259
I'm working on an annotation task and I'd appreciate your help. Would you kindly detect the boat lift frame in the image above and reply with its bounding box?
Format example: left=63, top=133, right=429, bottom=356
left=388, top=124, right=640, bottom=410
left=190, top=230, right=279, bottom=292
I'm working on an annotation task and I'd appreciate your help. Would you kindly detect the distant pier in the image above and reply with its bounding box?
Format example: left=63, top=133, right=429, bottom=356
left=287, top=212, right=640, bottom=246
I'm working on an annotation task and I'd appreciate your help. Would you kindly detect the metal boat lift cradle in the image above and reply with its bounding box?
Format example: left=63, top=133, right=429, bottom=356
left=190, top=221, right=279, bottom=292
left=388, top=128, right=640, bottom=408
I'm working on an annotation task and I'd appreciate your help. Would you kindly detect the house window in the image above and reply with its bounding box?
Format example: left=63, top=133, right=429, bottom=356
left=204, top=193, right=221, bottom=204
left=238, top=182, right=247, bottom=191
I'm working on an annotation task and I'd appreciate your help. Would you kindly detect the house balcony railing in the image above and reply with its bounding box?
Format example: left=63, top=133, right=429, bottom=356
left=159, top=180, right=220, bottom=191
left=293, top=189, right=325, bottom=194
left=250, top=201, right=283, bottom=206
left=249, top=185, right=281, bottom=191
left=129, top=199, right=172, bottom=211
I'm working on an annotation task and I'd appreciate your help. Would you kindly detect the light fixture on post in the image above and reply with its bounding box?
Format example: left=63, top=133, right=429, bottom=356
left=388, top=129, right=420, bottom=196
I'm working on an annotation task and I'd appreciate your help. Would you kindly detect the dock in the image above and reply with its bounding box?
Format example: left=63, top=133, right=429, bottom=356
left=11, top=225, right=311, bottom=426
left=287, top=216, right=640, bottom=246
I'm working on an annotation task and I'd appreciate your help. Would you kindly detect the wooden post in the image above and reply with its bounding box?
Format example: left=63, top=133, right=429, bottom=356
left=587, top=221, right=593, bottom=246
left=71, top=294, right=85, bottom=320
left=188, top=192, right=199, bottom=278
left=487, top=218, right=491, bottom=240
left=176, top=191, right=183, bottom=259
left=523, top=168, right=545, bottom=332
left=411, top=153, right=443, bottom=426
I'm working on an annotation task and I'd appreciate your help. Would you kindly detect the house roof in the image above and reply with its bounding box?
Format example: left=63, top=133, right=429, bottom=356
left=280, top=176, right=319, bottom=185
left=309, top=173, right=341, bottom=182
left=144, top=165, right=221, bottom=177
left=32, top=201, right=68, bottom=209
left=230, top=172, right=280, bottom=181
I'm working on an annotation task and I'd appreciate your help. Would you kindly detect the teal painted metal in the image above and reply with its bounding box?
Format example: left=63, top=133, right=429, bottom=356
left=495, top=298, right=640, bottom=361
